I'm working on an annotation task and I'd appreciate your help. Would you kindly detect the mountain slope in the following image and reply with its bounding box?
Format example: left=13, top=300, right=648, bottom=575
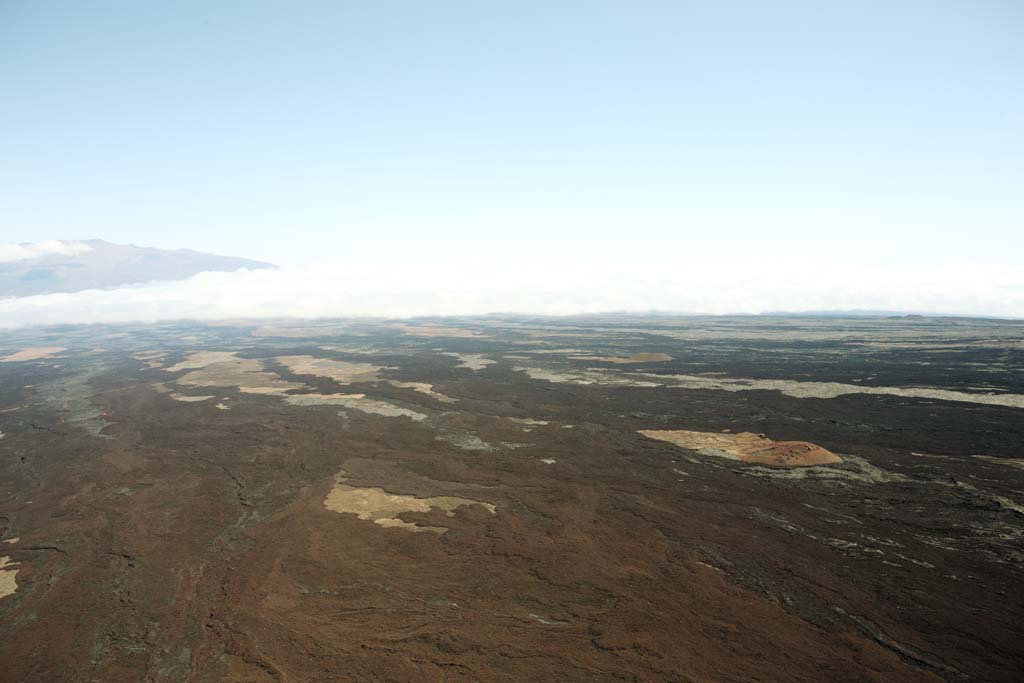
left=0, top=240, right=274, bottom=296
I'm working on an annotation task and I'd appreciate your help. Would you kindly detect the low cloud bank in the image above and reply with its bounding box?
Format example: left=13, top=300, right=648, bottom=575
left=0, top=240, right=94, bottom=263
left=0, top=259, right=1021, bottom=328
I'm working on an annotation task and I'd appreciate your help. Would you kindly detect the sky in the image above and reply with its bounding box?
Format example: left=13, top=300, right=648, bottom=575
left=1, top=1, right=1023, bottom=320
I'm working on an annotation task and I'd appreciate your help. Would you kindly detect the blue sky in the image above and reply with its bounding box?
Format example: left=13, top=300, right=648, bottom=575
left=2, top=1, right=1022, bottom=277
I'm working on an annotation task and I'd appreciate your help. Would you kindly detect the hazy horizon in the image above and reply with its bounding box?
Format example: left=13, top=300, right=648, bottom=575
left=2, top=2, right=1022, bottom=322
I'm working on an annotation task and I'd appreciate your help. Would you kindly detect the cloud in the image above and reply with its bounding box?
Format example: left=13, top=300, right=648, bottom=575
left=0, top=258, right=1021, bottom=328
left=0, top=240, right=94, bottom=263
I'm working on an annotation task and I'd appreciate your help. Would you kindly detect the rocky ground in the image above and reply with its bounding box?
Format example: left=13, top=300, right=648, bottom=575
left=0, top=315, right=1021, bottom=682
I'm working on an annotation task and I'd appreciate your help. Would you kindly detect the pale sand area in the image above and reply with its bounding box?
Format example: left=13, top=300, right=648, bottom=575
left=1, top=347, right=66, bottom=362
left=435, top=432, right=495, bottom=452
left=163, top=352, right=443, bottom=412
left=277, top=355, right=456, bottom=402
left=507, top=417, right=549, bottom=432
left=324, top=470, right=496, bottom=533
left=515, top=365, right=661, bottom=388
left=276, top=355, right=386, bottom=383
left=641, top=373, right=1024, bottom=409
left=283, top=394, right=427, bottom=421
left=152, top=383, right=216, bottom=402
left=443, top=353, right=496, bottom=370
left=132, top=350, right=168, bottom=369
left=166, top=352, right=305, bottom=395
left=387, top=381, right=457, bottom=403
left=515, top=362, right=1024, bottom=409
left=2, top=538, right=17, bottom=544
left=640, top=430, right=842, bottom=467
left=392, top=324, right=483, bottom=338
left=170, top=394, right=216, bottom=403
left=251, top=323, right=357, bottom=338
left=973, top=455, right=1024, bottom=471
left=571, top=352, right=673, bottom=363
left=0, top=556, right=18, bottom=599
left=164, top=351, right=241, bottom=372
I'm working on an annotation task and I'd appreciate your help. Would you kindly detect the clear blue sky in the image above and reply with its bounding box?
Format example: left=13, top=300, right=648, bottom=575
left=2, top=1, right=1022, bottom=268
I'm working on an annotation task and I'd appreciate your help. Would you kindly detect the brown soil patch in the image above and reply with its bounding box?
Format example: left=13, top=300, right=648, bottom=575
left=0, top=347, right=66, bottom=362
left=324, top=471, right=496, bottom=533
left=640, top=430, right=842, bottom=467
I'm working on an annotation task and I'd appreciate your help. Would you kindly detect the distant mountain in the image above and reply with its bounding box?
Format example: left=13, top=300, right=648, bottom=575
left=0, top=239, right=274, bottom=297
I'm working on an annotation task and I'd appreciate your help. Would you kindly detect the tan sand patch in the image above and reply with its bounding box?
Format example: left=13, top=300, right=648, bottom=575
left=169, top=352, right=305, bottom=395
left=640, top=430, right=842, bottom=467
left=2, top=538, right=17, bottom=544
left=572, top=352, right=673, bottom=363
left=1, top=347, right=66, bottom=362
left=278, top=355, right=454, bottom=402
left=0, top=556, right=19, bottom=599
left=164, top=351, right=240, bottom=372
left=276, top=355, right=386, bottom=383
left=324, top=471, right=495, bottom=533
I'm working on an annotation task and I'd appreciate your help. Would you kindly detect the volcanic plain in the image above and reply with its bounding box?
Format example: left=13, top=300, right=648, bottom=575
left=0, top=315, right=1022, bottom=682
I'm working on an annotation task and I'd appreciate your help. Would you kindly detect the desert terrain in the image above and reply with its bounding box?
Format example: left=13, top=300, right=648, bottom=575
left=0, top=315, right=1021, bottom=682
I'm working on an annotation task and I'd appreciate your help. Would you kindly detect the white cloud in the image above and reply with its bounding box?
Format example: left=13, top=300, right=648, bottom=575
left=0, top=257, right=1021, bottom=328
left=0, top=240, right=93, bottom=263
